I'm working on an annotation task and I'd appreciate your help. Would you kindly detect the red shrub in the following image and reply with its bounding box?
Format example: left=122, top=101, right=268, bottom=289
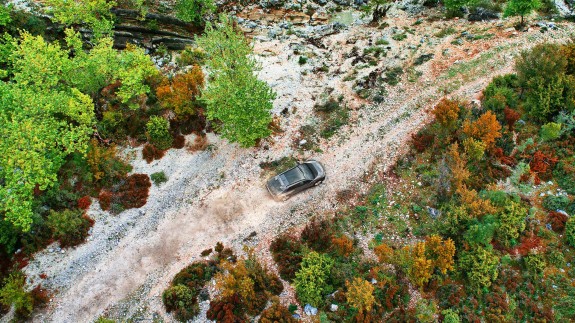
left=206, top=294, right=247, bottom=323
left=504, top=107, right=520, bottom=130
left=493, top=147, right=516, bottom=166
left=411, top=133, right=434, bottom=153
left=512, top=234, right=542, bottom=256
left=142, top=144, right=165, bottom=163
left=173, top=134, right=186, bottom=149
left=548, top=211, right=568, bottom=232
left=99, top=190, right=112, bottom=211
left=301, top=218, right=334, bottom=252
left=530, top=151, right=558, bottom=184
left=118, top=174, right=151, bottom=209
left=77, top=196, right=91, bottom=210
left=30, top=285, right=50, bottom=308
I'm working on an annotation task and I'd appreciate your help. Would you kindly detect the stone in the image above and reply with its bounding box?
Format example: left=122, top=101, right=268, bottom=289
left=292, top=314, right=301, bottom=319
left=427, top=206, right=441, bottom=219
left=330, top=304, right=339, bottom=311
left=468, top=7, right=499, bottom=21
left=299, top=139, right=308, bottom=146
left=304, top=304, right=318, bottom=315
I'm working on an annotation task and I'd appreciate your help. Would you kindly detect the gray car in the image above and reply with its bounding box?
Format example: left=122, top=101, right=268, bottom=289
left=266, top=160, right=325, bottom=201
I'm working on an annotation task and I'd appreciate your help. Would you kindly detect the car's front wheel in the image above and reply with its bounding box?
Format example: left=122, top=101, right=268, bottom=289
left=315, top=180, right=323, bottom=186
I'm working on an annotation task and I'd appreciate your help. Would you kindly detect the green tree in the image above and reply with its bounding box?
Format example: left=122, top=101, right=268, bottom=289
left=540, top=122, right=562, bottom=141
left=175, top=0, right=216, bottom=26
left=503, top=0, right=541, bottom=26
left=46, top=0, right=116, bottom=37
left=294, top=251, right=334, bottom=307
left=196, top=15, right=275, bottom=147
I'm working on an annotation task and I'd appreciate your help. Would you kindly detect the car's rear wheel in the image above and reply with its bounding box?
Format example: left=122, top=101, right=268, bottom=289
left=315, top=181, right=323, bottom=186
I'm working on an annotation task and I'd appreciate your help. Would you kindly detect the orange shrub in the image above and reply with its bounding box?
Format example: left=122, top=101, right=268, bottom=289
left=156, top=66, right=205, bottom=119
left=432, top=98, right=460, bottom=130
left=331, top=236, right=354, bottom=257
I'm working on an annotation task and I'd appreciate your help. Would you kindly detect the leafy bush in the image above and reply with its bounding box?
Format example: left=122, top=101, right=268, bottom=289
left=294, top=252, right=335, bottom=307
left=151, top=171, right=168, bottom=186
left=548, top=211, right=567, bottom=232
left=162, top=284, right=200, bottom=322
left=146, top=116, right=173, bottom=150
left=47, top=209, right=93, bottom=247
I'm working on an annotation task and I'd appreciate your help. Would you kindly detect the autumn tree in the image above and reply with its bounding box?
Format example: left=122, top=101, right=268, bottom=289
left=196, top=15, right=275, bottom=147
left=461, top=110, right=502, bottom=149
left=346, top=277, right=375, bottom=311
left=432, top=98, right=460, bottom=131
left=408, top=242, right=433, bottom=289
left=425, top=235, right=455, bottom=275
left=156, top=66, right=205, bottom=119
left=446, top=143, right=470, bottom=192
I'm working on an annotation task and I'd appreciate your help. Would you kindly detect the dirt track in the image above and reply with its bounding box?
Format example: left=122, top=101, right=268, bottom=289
left=21, top=12, right=575, bottom=322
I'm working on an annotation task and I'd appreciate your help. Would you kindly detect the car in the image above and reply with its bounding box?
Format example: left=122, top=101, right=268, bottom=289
left=266, top=160, right=325, bottom=201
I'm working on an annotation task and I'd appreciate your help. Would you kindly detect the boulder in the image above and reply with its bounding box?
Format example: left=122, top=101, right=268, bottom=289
left=304, top=304, right=318, bottom=316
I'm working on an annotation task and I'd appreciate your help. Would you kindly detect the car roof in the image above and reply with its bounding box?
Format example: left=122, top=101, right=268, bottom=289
left=282, top=166, right=306, bottom=184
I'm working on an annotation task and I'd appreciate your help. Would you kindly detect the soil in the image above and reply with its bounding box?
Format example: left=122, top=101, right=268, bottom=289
left=18, top=8, right=575, bottom=323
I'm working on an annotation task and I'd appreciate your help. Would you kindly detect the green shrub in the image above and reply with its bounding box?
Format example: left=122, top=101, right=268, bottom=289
left=162, top=284, right=200, bottom=322
left=495, top=201, right=527, bottom=247
left=146, top=116, right=173, bottom=150
left=554, top=158, right=575, bottom=194
left=516, top=44, right=575, bottom=121
left=298, top=56, right=308, bottom=65
left=524, top=252, right=545, bottom=277
left=542, top=195, right=571, bottom=211
left=151, top=171, right=168, bottom=186
left=46, top=209, right=93, bottom=248
left=0, top=272, right=33, bottom=317
left=442, top=309, right=461, bottom=323
left=540, top=122, right=562, bottom=141
left=547, top=249, right=566, bottom=268
left=415, top=299, right=437, bottom=323
left=463, top=215, right=497, bottom=247
left=294, top=251, right=334, bottom=306
left=566, top=217, right=575, bottom=247
left=458, top=246, right=499, bottom=293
